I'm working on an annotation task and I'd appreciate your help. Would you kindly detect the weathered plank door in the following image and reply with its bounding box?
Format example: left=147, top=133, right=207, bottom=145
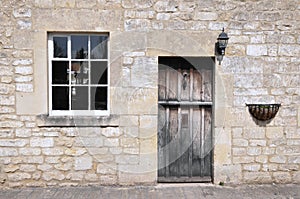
left=158, top=57, right=213, bottom=182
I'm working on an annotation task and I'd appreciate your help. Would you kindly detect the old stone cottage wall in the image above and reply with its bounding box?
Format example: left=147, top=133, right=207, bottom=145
left=0, top=0, right=299, bottom=187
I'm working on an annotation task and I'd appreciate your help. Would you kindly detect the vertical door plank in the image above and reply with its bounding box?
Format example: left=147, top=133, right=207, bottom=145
left=202, top=69, right=212, bottom=102
left=188, top=107, right=193, bottom=177
left=168, top=68, right=178, bottom=100
left=192, top=107, right=201, bottom=176
left=180, top=69, right=190, bottom=101
left=165, top=107, right=170, bottom=177
left=158, top=105, right=166, bottom=177
left=179, top=108, right=190, bottom=177
left=158, top=67, right=166, bottom=101
left=193, top=70, right=202, bottom=101
left=203, top=107, right=212, bottom=176
left=200, top=107, right=205, bottom=177
left=168, top=108, right=178, bottom=177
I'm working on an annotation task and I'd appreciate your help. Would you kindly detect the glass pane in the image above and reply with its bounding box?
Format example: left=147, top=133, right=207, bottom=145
left=52, top=61, right=69, bottom=84
left=71, top=35, right=88, bottom=59
left=91, top=61, right=107, bottom=84
left=71, top=61, right=89, bottom=85
left=91, top=87, right=107, bottom=110
left=52, top=87, right=69, bottom=110
left=91, top=36, right=108, bottom=59
left=71, top=86, right=88, bottom=110
left=53, top=37, right=67, bottom=58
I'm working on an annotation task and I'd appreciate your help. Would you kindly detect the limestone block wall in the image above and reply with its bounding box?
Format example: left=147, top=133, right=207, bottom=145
left=0, top=0, right=299, bottom=187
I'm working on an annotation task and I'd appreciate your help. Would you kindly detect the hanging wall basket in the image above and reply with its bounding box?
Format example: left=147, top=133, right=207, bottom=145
left=246, top=104, right=281, bottom=121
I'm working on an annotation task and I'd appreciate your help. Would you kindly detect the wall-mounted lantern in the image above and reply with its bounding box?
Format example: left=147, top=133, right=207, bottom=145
left=216, top=28, right=229, bottom=64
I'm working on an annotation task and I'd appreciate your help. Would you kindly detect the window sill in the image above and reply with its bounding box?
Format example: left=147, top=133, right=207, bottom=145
left=37, top=114, right=119, bottom=127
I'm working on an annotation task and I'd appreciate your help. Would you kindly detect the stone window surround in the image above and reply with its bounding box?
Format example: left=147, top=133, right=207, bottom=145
left=48, top=33, right=110, bottom=116
left=16, top=31, right=115, bottom=127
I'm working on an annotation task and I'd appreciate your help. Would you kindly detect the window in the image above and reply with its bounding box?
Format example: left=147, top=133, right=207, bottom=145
left=48, top=33, right=109, bottom=116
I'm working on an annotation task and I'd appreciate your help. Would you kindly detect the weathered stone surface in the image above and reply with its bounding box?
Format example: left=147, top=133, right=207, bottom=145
left=30, top=138, right=54, bottom=148
left=74, top=156, right=93, bottom=170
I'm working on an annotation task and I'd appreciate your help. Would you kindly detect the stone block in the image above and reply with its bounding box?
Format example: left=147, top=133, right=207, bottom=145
left=101, top=127, right=122, bottom=137
left=273, top=172, right=292, bottom=183
left=154, top=1, right=177, bottom=12
left=3, top=165, right=19, bottom=173
left=7, top=173, right=31, bottom=182
left=246, top=45, right=268, bottom=56
left=232, top=148, right=246, bottom=156
left=233, top=156, right=255, bottom=164
left=292, top=172, right=300, bottom=183
left=97, top=163, right=117, bottom=175
left=42, top=171, right=65, bottom=181
left=104, top=138, right=119, bottom=147
left=65, top=148, right=87, bottom=156
left=74, top=156, right=93, bottom=170
left=139, top=115, right=157, bottom=138
left=19, top=148, right=41, bottom=156
left=15, top=66, right=33, bottom=75
left=214, top=164, right=242, bottom=184
left=42, top=148, right=64, bottom=156
left=30, top=138, right=54, bottom=148
left=243, top=164, right=261, bottom=172
left=244, top=172, right=272, bottom=183
left=0, top=148, right=18, bottom=157
left=270, top=155, right=287, bottom=163
left=256, top=155, right=268, bottom=164
left=125, top=19, right=151, bottom=31
left=54, top=163, right=72, bottom=171
left=118, top=167, right=156, bottom=185
left=233, top=139, right=248, bottom=147
left=19, top=165, right=36, bottom=172
left=13, top=8, right=31, bottom=18
left=249, top=140, right=266, bottom=147
left=288, top=156, right=300, bottom=164
left=99, top=175, right=117, bottom=185
left=194, top=12, right=218, bottom=21
left=0, top=139, right=28, bottom=147
left=0, top=96, right=15, bottom=105
left=0, top=84, right=15, bottom=94
left=243, top=128, right=265, bottom=139
left=247, top=147, right=262, bottom=156
left=115, top=155, right=139, bottom=165
left=37, top=164, right=53, bottom=171
left=278, top=45, right=300, bottom=56
left=16, top=83, right=33, bottom=92
left=120, top=116, right=139, bottom=127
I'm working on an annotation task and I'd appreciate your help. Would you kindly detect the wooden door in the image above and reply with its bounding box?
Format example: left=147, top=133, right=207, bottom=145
left=158, top=57, right=213, bottom=182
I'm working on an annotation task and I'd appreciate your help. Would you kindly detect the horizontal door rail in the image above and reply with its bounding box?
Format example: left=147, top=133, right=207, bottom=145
left=158, top=101, right=212, bottom=106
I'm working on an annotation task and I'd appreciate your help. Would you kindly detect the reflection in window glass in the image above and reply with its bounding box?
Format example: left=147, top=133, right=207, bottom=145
left=52, top=87, right=69, bottom=110
left=71, top=35, right=88, bottom=59
left=91, top=36, right=108, bottom=59
left=52, top=61, right=69, bottom=84
left=71, top=61, right=89, bottom=85
left=71, top=86, right=88, bottom=110
left=53, top=37, right=67, bottom=58
left=91, top=61, right=107, bottom=84
left=91, top=87, right=107, bottom=110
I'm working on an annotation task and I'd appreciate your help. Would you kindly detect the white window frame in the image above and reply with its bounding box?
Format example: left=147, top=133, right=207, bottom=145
left=48, top=33, right=110, bottom=116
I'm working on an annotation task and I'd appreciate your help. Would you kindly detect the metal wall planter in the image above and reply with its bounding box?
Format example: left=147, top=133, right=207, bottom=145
left=246, top=104, right=281, bottom=121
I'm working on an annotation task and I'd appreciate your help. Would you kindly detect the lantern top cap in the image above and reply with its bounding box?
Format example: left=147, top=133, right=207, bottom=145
left=218, top=28, right=229, bottom=40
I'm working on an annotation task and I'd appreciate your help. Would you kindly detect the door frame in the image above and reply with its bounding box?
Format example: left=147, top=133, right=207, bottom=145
left=157, top=56, right=215, bottom=183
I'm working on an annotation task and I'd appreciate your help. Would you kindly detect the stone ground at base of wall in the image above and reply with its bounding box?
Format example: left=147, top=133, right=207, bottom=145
left=0, top=183, right=299, bottom=199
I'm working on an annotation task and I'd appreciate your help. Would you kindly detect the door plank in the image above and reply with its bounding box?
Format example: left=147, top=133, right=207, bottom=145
left=202, top=69, right=212, bottom=102
left=158, top=106, right=166, bottom=177
left=192, top=108, right=201, bottom=176
left=168, top=108, right=178, bottom=177
left=158, top=68, right=166, bottom=101
left=168, top=68, right=178, bottom=100
left=193, top=70, right=202, bottom=101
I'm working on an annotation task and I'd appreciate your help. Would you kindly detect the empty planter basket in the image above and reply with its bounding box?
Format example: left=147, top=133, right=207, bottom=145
left=246, top=104, right=281, bottom=121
